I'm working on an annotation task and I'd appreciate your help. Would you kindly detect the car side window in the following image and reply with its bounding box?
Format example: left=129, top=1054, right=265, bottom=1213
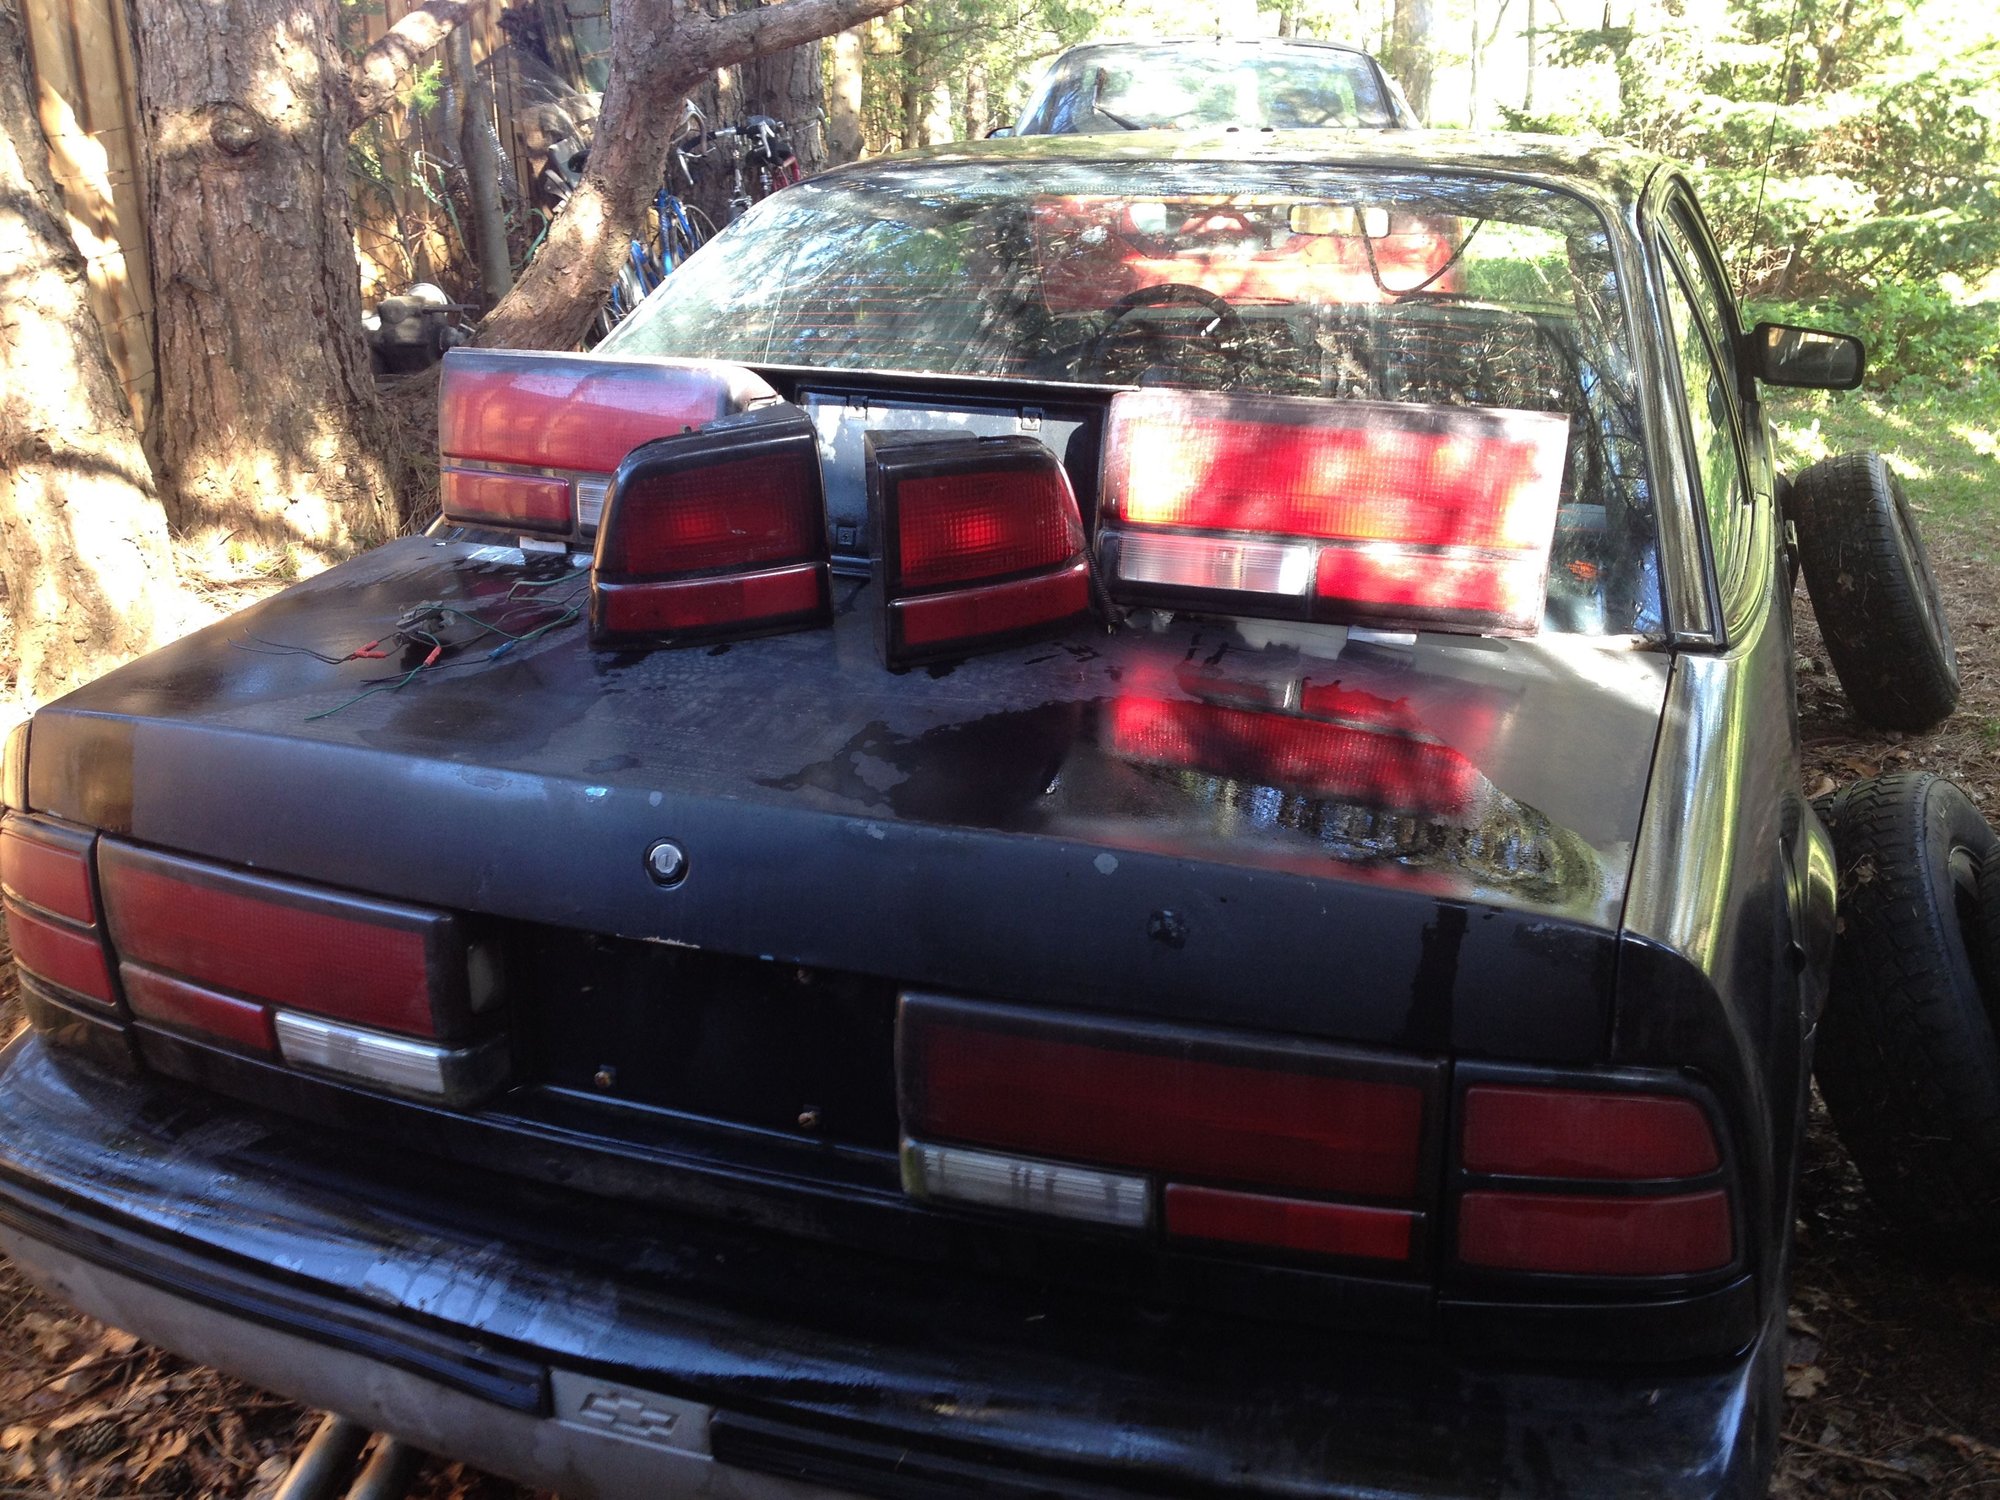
left=1659, top=251, right=1753, bottom=608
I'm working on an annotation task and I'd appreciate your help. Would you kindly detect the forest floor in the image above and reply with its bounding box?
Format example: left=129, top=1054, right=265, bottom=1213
left=0, top=380, right=1995, bottom=1496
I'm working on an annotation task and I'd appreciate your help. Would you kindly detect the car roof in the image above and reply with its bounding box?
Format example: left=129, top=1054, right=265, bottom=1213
left=1051, top=37, right=1380, bottom=60
left=822, top=129, right=1667, bottom=209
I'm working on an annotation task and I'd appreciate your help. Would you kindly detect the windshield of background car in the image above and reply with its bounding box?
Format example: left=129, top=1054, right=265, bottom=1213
left=1016, top=47, right=1395, bottom=133
left=607, top=161, right=1663, bottom=637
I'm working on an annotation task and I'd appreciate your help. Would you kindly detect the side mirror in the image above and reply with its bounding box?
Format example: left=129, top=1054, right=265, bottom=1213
left=1747, top=322, right=1866, bottom=391
left=986, top=125, right=1014, bottom=138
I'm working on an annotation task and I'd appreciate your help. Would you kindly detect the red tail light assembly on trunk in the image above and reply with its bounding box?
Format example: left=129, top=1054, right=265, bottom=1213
left=1, top=815, right=116, bottom=1011
left=867, top=435, right=1093, bottom=667
left=438, top=350, right=779, bottom=538
left=1099, top=389, right=1569, bottom=635
left=1452, top=1079, right=1736, bottom=1280
left=96, top=841, right=502, bottom=1103
left=589, top=405, right=832, bottom=648
left=898, top=993, right=1441, bottom=1268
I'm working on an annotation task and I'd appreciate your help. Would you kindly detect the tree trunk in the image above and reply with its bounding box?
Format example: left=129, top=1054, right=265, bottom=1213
left=741, top=37, right=827, bottom=174
left=476, top=0, right=906, bottom=352
left=0, top=0, right=182, bottom=703
left=1388, top=0, right=1434, bottom=122
left=134, top=0, right=395, bottom=554
left=827, top=28, right=865, bottom=162
left=962, top=65, right=987, bottom=140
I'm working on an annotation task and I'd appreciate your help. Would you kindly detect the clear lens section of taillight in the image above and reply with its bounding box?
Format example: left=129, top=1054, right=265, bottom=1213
left=436, top=349, right=778, bottom=537
left=1099, top=389, right=1569, bottom=635
left=589, top=405, right=832, bottom=647
left=1453, top=1080, right=1735, bottom=1279
left=898, top=993, right=1437, bottom=1266
left=869, top=435, right=1092, bottom=666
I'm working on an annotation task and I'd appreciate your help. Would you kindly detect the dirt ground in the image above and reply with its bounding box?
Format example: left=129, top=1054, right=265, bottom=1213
left=0, top=547, right=1996, bottom=1498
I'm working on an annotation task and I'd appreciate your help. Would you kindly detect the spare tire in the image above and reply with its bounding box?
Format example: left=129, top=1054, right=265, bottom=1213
left=1814, top=773, right=2000, bottom=1259
left=1980, top=847, right=2000, bottom=1001
left=1791, top=453, right=1958, bottom=731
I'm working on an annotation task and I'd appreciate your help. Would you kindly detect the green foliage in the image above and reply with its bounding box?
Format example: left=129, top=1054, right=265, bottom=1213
left=1767, top=369, right=2000, bottom=536
left=1502, top=0, right=2000, bottom=385
left=1753, top=284, right=2000, bottom=389
left=405, top=62, right=446, bottom=116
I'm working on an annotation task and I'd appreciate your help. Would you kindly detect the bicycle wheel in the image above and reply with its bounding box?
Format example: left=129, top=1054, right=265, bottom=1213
left=662, top=206, right=716, bottom=270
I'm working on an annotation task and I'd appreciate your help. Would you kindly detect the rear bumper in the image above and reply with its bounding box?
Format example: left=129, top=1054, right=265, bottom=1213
left=0, top=1033, right=1781, bottom=1499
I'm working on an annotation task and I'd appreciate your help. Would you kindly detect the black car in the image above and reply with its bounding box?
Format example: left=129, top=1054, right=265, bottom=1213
left=0, top=132, right=1991, bottom=1499
left=1008, top=38, right=1420, bottom=134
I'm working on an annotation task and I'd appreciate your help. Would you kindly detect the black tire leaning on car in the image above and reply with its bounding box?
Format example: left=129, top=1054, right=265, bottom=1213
left=1790, top=452, right=1959, bottom=732
left=1980, top=847, right=2000, bottom=1000
left=1813, top=773, right=2000, bottom=1260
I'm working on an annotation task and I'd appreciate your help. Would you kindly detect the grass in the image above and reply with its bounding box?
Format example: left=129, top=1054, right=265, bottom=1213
left=1765, top=372, right=2000, bottom=550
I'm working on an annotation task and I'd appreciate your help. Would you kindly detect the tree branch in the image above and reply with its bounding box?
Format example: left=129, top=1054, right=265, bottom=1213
left=348, top=0, right=476, bottom=130
left=678, top=0, right=906, bottom=80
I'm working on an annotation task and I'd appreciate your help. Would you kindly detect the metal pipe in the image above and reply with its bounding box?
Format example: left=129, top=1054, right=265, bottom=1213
left=344, top=1437, right=425, bottom=1500
left=271, top=1415, right=368, bottom=1500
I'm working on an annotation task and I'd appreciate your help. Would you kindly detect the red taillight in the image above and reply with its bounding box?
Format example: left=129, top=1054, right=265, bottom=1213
left=870, top=436, right=1092, bottom=666
left=1164, top=1185, right=1417, bottom=1262
left=97, top=841, right=461, bottom=1039
left=5, top=898, right=115, bottom=1005
left=1100, top=389, right=1569, bottom=634
left=1106, top=695, right=1482, bottom=815
left=589, top=406, right=831, bottom=647
left=2, top=817, right=114, bottom=1008
left=437, top=349, right=777, bottom=535
left=121, top=966, right=278, bottom=1054
left=1, top=819, right=95, bottom=924
left=1453, top=1080, right=1734, bottom=1279
left=436, top=469, right=573, bottom=534
left=1461, top=1086, right=1721, bottom=1179
left=894, top=466, right=1081, bottom=587
left=1457, top=1189, right=1733, bottom=1277
left=901, top=996, right=1430, bottom=1200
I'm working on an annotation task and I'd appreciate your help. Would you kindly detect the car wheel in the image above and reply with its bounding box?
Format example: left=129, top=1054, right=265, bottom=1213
left=1790, top=452, right=1958, bottom=732
left=1814, top=772, right=2000, bottom=1259
left=1979, top=847, right=2000, bottom=1000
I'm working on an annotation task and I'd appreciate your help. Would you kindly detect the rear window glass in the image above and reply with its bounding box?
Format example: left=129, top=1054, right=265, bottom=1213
left=608, top=161, right=1660, bottom=637
left=1016, top=46, right=1394, bottom=133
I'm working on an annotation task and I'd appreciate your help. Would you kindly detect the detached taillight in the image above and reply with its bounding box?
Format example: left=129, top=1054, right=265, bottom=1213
left=1099, top=389, right=1569, bottom=635
left=437, top=349, right=777, bottom=536
left=1453, top=1080, right=1735, bottom=1279
left=589, top=405, right=831, bottom=647
left=899, top=994, right=1438, bottom=1266
left=868, top=436, right=1092, bottom=666
left=97, top=841, right=499, bottom=1103
left=1, top=816, right=115, bottom=1009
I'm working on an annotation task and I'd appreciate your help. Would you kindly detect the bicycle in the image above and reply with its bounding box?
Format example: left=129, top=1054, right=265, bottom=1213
left=595, top=104, right=721, bottom=337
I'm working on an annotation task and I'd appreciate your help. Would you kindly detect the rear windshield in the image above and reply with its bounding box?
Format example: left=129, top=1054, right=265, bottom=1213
left=1015, top=45, right=1395, bottom=133
left=608, top=161, right=1661, bottom=637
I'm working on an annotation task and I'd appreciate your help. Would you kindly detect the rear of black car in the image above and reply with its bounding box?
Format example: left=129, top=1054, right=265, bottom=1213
left=0, top=140, right=1801, bottom=1499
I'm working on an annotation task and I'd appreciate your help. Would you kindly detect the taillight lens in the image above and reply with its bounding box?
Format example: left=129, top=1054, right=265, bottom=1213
left=1453, top=1080, right=1734, bottom=1279
left=97, top=841, right=465, bottom=1039
left=1099, top=389, right=1569, bottom=634
left=899, top=994, right=1437, bottom=1266
left=1457, top=1190, right=1733, bottom=1277
left=2, top=815, right=115, bottom=1009
left=870, top=436, right=1092, bottom=666
left=589, top=405, right=831, bottom=647
left=2, top=818, right=96, bottom=924
left=437, top=349, right=777, bottom=535
left=1461, top=1086, right=1720, bottom=1179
